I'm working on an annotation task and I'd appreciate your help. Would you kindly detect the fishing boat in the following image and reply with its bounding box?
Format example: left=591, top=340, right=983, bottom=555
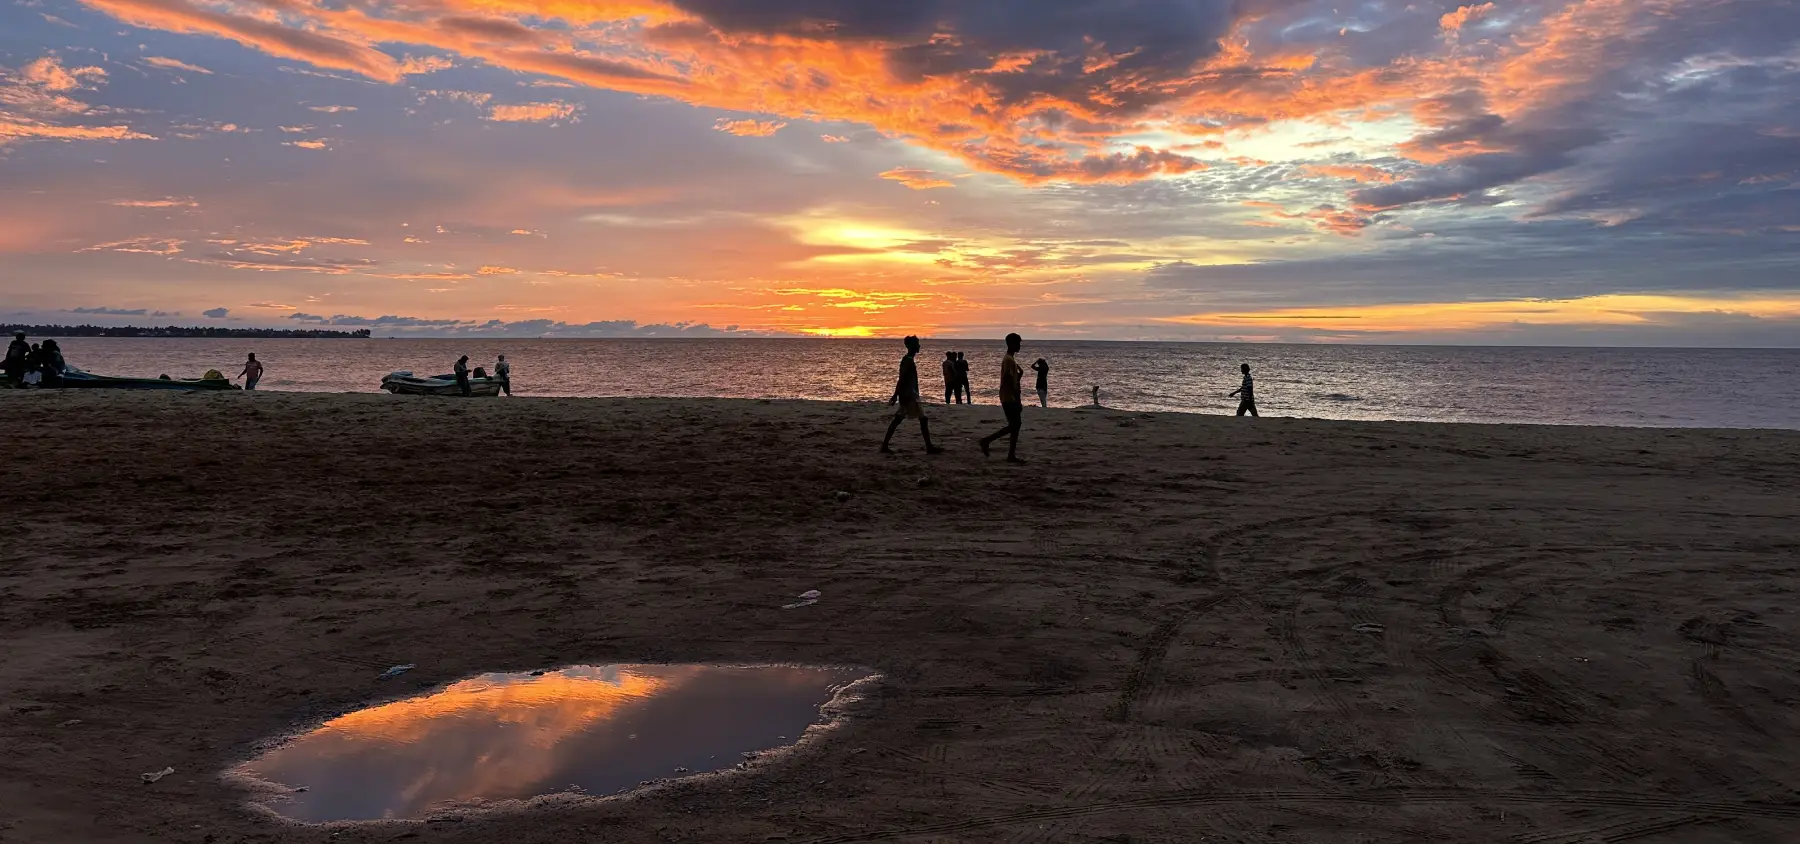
left=379, top=371, right=504, bottom=397
left=60, top=368, right=240, bottom=391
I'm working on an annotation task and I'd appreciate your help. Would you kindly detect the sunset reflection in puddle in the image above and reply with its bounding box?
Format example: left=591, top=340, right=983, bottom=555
left=235, top=664, right=872, bottom=823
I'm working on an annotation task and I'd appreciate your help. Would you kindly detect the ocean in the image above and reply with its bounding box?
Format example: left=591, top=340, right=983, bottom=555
left=36, top=337, right=1800, bottom=430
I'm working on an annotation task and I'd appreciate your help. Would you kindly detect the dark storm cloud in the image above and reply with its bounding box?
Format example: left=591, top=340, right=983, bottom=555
left=669, top=0, right=1242, bottom=114
left=1363, top=0, right=1800, bottom=225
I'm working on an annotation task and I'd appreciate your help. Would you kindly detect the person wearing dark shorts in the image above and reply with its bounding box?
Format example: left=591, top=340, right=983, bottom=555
left=1229, top=362, right=1258, bottom=417
left=954, top=352, right=972, bottom=404
left=942, top=351, right=958, bottom=404
left=979, top=333, right=1026, bottom=464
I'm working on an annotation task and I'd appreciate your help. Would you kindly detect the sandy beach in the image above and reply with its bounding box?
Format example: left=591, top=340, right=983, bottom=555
left=2, top=390, right=1798, bottom=843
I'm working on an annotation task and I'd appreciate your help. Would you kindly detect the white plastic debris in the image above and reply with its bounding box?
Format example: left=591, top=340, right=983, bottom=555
left=782, top=590, right=822, bottom=609
left=141, top=767, right=174, bottom=784
left=1352, top=623, right=1386, bottom=634
left=379, top=664, right=416, bottom=679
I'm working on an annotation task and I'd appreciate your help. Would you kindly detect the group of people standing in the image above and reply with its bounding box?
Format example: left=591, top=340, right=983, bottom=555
left=3, top=332, right=66, bottom=388
left=939, top=350, right=1053, bottom=408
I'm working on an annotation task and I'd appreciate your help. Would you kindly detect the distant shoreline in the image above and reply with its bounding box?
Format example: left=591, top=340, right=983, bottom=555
left=3, top=324, right=372, bottom=339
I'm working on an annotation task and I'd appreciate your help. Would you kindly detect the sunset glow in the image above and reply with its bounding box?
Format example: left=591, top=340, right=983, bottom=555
left=2, top=0, right=1796, bottom=343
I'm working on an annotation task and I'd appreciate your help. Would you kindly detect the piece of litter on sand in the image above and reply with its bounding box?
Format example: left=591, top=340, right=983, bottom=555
left=379, top=664, right=416, bottom=680
left=1352, top=623, right=1386, bottom=634
left=782, top=589, right=822, bottom=609
left=141, top=767, right=174, bottom=784
left=57, top=719, right=81, bottom=728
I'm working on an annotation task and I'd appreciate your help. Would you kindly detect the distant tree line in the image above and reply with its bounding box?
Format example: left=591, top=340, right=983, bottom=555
left=3, top=324, right=373, bottom=339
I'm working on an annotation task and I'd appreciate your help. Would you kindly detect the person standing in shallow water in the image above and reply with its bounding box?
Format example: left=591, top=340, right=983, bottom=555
left=1230, top=362, right=1258, bottom=417
left=1031, top=357, right=1050, bottom=408
left=239, top=353, right=264, bottom=391
left=979, top=333, right=1026, bottom=464
left=453, top=355, right=472, bottom=397
left=496, top=354, right=512, bottom=396
left=955, top=352, right=972, bottom=404
left=942, top=350, right=958, bottom=404
left=881, top=336, right=943, bottom=455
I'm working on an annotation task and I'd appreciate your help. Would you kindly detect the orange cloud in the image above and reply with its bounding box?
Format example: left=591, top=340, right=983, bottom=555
left=21, top=56, right=105, bottom=91
left=78, top=0, right=402, bottom=81
left=714, top=118, right=786, bottom=137
left=477, top=265, right=520, bottom=275
left=1441, top=3, right=1496, bottom=32
left=1248, top=202, right=1373, bottom=237
left=879, top=168, right=955, bottom=190
left=284, top=139, right=329, bottom=149
left=820, top=134, right=849, bottom=143
left=487, top=100, right=579, bottom=122
left=0, top=119, right=155, bottom=143
left=78, top=236, right=184, bottom=255
left=142, top=56, right=212, bottom=74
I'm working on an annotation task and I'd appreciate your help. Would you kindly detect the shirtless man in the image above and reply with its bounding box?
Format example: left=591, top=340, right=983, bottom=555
left=978, top=333, right=1026, bottom=464
left=881, top=336, right=943, bottom=454
left=239, top=353, right=264, bottom=391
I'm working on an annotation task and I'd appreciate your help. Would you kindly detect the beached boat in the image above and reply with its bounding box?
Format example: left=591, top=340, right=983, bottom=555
left=380, top=371, right=504, bottom=397
left=60, top=368, right=240, bottom=391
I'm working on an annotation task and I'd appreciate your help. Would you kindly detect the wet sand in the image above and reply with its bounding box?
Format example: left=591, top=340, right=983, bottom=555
left=2, top=390, right=1798, bottom=843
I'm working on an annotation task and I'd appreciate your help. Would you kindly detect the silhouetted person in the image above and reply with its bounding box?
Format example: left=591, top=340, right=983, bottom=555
left=1092, top=385, right=1101, bottom=407
left=39, top=339, right=64, bottom=388
left=955, top=352, right=972, bottom=404
left=239, top=353, right=264, bottom=391
left=3, top=332, right=27, bottom=387
left=881, top=335, right=942, bottom=455
left=1230, top=363, right=1258, bottom=417
left=453, top=355, right=472, bottom=397
left=496, top=354, right=512, bottom=396
left=1031, top=358, right=1050, bottom=408
left=942, top=350, right=957, bottom=404
left=978, top=333, right=1026, bottom=464
left=23, top=343, right=42, bottom=386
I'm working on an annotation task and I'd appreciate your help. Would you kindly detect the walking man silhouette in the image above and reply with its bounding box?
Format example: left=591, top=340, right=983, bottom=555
left=978, top=333, right=1026, bottom=464
left=882, top=336, right=943, bottom=454
left=1229, top=363, right=1258, bottom=417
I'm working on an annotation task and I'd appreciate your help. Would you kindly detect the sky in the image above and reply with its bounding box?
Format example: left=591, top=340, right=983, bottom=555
left=1, top=0, right=1798, bottom=344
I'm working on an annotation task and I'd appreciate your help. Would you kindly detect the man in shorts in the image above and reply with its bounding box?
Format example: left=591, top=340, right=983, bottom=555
left=881, top=336, right=943, bottom=454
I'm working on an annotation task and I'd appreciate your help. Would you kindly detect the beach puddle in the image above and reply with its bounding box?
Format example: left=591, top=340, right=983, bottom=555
left=235, top=664, right=871, bottom=823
